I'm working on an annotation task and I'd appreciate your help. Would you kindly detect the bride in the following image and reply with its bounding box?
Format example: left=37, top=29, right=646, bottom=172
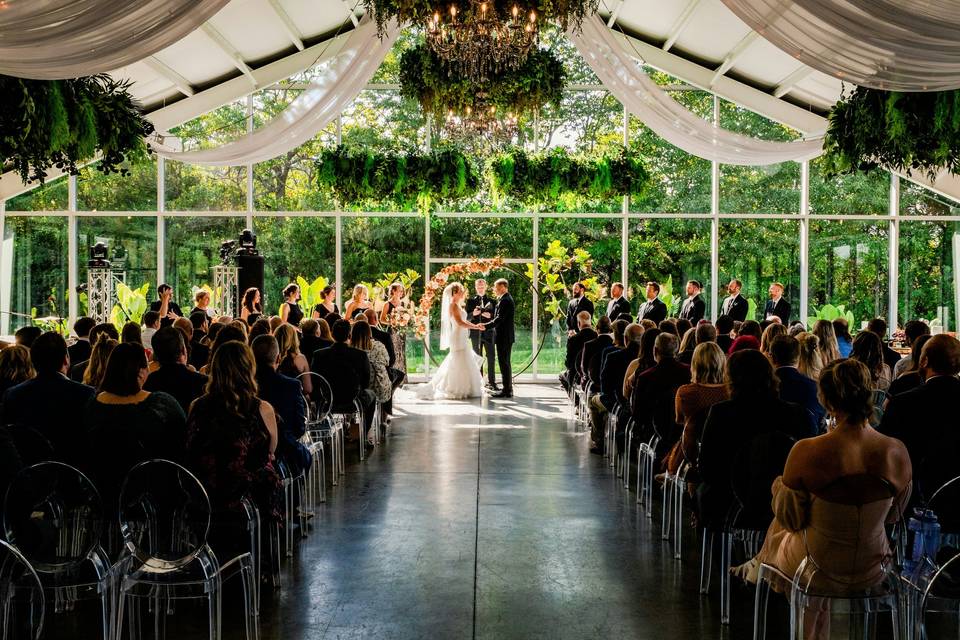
left=416, top=282, right=486, bottom=400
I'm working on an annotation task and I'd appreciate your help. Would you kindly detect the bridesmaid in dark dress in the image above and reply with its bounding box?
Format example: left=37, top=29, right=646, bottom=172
left=311, top=286, right=340, bottom=320
left=344, top=284, right=372, bottom=320
left=280, top=283, right=303, bottom=328
left=379, top=283, right=408, bottom=383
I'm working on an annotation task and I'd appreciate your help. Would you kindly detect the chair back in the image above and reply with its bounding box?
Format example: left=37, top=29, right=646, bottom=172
left=302, top=373, right=333, bottom=425
left=812, top=474, right=896, bottom=505
left=920, top=549, right=960, bottom=618
left=928, top=475, right=960, bottom=535
left=6, top=427, right=54, bottom=466
left=118, top=459, right=212, bottom=572
left=0, top=539, right=44, bottom=640
left=3, top=462, right=104, bottom=573
left=730, top=430, right=796, bottom=529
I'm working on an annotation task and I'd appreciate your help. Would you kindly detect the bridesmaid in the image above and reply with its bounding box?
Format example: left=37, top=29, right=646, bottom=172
left=344, top=284, right=371, bottom=320
left=380, top=283, right=408, bottom=384
left=279, top=283, right=303, bottom=328
left=312, top=286, right=340, bottom=321
left=379, top=283, right=405, bottom=325
left=240, top=287, right=262, bottom=323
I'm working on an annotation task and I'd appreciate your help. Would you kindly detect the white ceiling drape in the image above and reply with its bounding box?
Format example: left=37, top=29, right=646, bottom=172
left=721, top=0, right=960, bottom=92
left=0, top=0, right=231, bottom=80
left=156, top=17, right=399, bottom=166
left=569, top=16, right=824, bottom=166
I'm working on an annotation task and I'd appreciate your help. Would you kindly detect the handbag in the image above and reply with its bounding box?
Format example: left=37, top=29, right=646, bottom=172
left=388, top=366, right=405, bottom=388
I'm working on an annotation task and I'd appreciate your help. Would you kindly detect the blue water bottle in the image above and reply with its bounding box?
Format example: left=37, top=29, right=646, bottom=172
left=923, top=509, right=941, bottom=561
left=905, top=508, right=924, bottom=574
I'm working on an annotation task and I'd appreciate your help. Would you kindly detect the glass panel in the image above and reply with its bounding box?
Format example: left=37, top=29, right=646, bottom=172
left=5, top=176, right=69, bottom=211
left=628, top=217, right=712, bottom=316
left=719, top=219, right=801, bottom=322
left=901, top=180, right=960, bottom=216
left=164, top=163, right=247, bottom=211
left=77, top=160, right=158, bottom=211
left=899, top=221, right=960, bottom=332
left=255, top=216, right=336, bottom=308
left=1, top=216, right=68, bottom=334
left=77, top=217, right=158, bottom=296
left=163, top=216, right=247, bottom=312
left=809, top=157, right=889, bottom=215
left=430, top=216, right=533, bottom=258
left=809, top=220, right=888, bottom=329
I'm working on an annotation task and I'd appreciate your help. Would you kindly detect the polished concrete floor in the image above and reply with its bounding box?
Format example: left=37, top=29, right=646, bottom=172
left=250, top=384, right=773, bottom=640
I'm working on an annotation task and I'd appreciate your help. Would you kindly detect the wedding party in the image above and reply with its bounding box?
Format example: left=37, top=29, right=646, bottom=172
left=3, top=0, right=960, bottom=639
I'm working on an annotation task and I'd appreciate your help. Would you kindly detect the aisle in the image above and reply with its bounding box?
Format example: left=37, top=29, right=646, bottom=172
left=259, top=384, right=757, bottom=640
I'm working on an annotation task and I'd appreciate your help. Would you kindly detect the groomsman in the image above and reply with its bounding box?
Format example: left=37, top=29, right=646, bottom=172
left=605, top=282, right=632, bottom=322
left=566, top=282, right=594, bottom=337
left=636, top=281, right=667, bottom=325
left=467, top=278, right=497, bottom=388
left=720, top=279, right=749, bottom=322
left=678, top=280, right=705, bottom=324
left=764, top=282, right=791, bottom=325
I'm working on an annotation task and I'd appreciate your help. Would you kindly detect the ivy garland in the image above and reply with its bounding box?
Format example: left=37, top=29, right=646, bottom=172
left=0, top=74, right=154, bottom=182
left=399, top=44, right=565, bottom=118
left=823, top=86, right=960, bottom=179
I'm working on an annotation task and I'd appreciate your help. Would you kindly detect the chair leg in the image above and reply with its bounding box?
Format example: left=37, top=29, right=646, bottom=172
left=661, top=475, right=672, bottom=541
left=721, top=532, right=732, bottom=625
left=674, top=480, right=684, bottom=560
left=753, top=572, right=771, bottom=640
left=699, top=530, right=713, bottom=595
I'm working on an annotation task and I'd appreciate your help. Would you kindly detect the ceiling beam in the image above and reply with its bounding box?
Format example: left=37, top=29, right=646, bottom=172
left=662, top=0, right=702, bottom=52
left=201, top=23, right=258, bottom=88
left=605, top=0, right=624, bottom=28
left=266, top=0, right=305, bottom=51
left=710, top=31, right=759, bottom=86
left=341, top=0, right=360, bottom=27
left=773, top=65, right=816, bottom=98
left=143, top=56, right=195, bottom=97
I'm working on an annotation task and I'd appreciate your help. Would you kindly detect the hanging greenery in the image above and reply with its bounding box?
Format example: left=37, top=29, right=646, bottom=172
left=315, top=146, right=480, bottom=209
left=488, top=147, right=649, bottom=204
left=0, top=74, right=154, bottom=182
left=823, top=86, right=960, bottom=179
left=399, top=43, right=565, bottom=119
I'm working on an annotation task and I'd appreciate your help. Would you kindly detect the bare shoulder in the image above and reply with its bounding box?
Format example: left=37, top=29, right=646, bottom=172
left=259, top=400, right=276, bottom=420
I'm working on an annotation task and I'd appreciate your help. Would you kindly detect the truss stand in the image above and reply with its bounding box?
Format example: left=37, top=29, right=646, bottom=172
left=86, top=242, right=113, bottom=324
left=213, top=265, right=240, bottom=317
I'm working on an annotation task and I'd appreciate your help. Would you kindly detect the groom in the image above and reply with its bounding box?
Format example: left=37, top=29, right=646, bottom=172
left=487, top=278, right=515, bottom=398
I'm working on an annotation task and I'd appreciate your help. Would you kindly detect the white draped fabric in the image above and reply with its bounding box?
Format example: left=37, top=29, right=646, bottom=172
left=157, top=17, right=398, bottom=167
left=569, top=16, right=824, bottom=166
left=0, top=0, right=231, bottom=80
left=721, top=0, right=960, bottom=92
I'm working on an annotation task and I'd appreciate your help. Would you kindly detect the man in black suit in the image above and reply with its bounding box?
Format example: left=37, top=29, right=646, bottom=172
left=605, top=282, right=632, bottom=323
left=148, top=283, right=184, bottom=327
left=143, top=327, right=208, bottom=414
left=678, top=280, right=706, bottom=324
left=189, top=311, right=211, bottom=371
left=311, top=319, right=375, bottom=442
left=628, top=333, right=691, bottom=460
left=252, top=334, right=311, bottom=474
left=487, top=279, right=515, bottom=398
left=561, top=311, right=596, bottom=391
left=763, top=282, right=791, bottom=325
left=720, top=279, right=749, bottom=322
left=565, top=282, right=594, bottom=336
left=580, top=316, right=614, bottom=388
left=770, top=335, right=824, bottom=436
left=0, top=332, right=95, bottom=463
left=67, top=317, right=96, bottom=366
left=866, top=318, right=902, bottom=372
left=636, top=281, right=667, bottom=325
left=715, top=315, right=735, bottom=354
left=466, top=278, right=497, bottom=388
left=590, top=323, right=643, bottom=453
left=68, top=322, right=119, bottom=382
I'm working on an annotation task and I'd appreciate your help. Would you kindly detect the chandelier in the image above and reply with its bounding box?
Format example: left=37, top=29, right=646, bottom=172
left=442, top=104, right=519, bottom=146
left=426, top=0, right=538, bottom=82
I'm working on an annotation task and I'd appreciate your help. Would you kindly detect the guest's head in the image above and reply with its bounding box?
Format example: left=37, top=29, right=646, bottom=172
left=769, top=335, right=800, bottom=368
left=332, top=319, right=352, bottom=344
left=610, top=319, right=629, bottom=348
left=274, top=324, right=301, bottom=360
left=207, top=326, right=247, bottom=368
left=207, top=323, right=224, bottom=344
left=738, top=320, right=762, bottom=341
left=100, top=342, right=149, bottom=396
left=654, top=332, right=678, bottom=363
left=268, top=316, right=283, bottom=332
left=715, top=315, right=734, bottom=336
left=610, top=282, right=624, bottom=299
left=797, top=333, right=824, bottom=380
left=832, top=318, right=852, bottom=342
left=788, top=321, right=806, bottom=337
left=283, top=283, right=300, bottom=302
left=14, top=326, right=42, bottom=348
left=686, top=280, right=702, bottom=297
left=679, top=327, right=697, bottom=354
left=316, top=319, right=333, bottom=341
left=596, top=316, right=612, bottom=335
left=205, top=340, right=258, bottom=417
left=351, top=320, right=373, bottom=351
left=301, top=318, right=320, bottom=338
left=0, top=345, right=35, bottom=387
left=638, top=328, right=661, bottom=368
left=645, top=281, right=660, bottom=301
left=918, top=334, right=960, bottom=380
left=364, top=308, right=380, bottom=327
left=474, top=279, right=487, bottom=296
left=903, top=320, right=931, bottom=347
left=89, top=322, right=119, bottom=346
left=30, top=332, right=69, bottom=376
left=760, top=323, right=787, bottom=355
left=173, top=317, right=193, bottom=341
left=675, top=319, right=693, bottom=338
left=850, top=330, right=884, bottom=383
left=576, top=310, right=592, bottom=330
left=812, top=320, right=841, bottom=364
left=866, top=318, right=888, bottom=340
left=195, top=289, right=211, bottom=310
left=695, top=323, right=717, bottom=345
left=658, top=319, right=678, bottom=336
left=142, top=311, right=160, bottom=330
left=906, top=334, right=933, bottom=373
left=625, top=323, right=644, bottom=346
left=83, top=337, right=118, bottom=389
left=151, top=326, right=188, bottom=368
left=726, top=348, right=778, bottom=400
left=121, top=322, right=142, bottom=345
left=639, top=319, right=657, bottom=332
left=190, top=311, right=209, bottom=334
left=251, top=334, right=280, bottom=372
left=242, top=287, right=261, bottom=312
left=73, top=317, right=96, bottom=340
left=248, top=318, right=272, bottom=344
left=229, top=320, right=248, bottom=341
left=691, top=342, right=725, bottom=384
left=726, top=279, right=742, bottom=296
left=818, top=359, right=874, bottom=426
left=351, top=284, right=368, bottom=302
left=729, top=335, right=761, bottom=354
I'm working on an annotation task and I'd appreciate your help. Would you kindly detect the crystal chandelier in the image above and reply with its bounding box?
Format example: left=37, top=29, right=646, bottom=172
left=426, top=0, right=538, bottom=82
left=442, top=104, right=519, bottom=145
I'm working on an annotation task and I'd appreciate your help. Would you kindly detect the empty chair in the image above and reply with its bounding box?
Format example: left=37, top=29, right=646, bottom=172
left=0, top=539, right=45, bottom=640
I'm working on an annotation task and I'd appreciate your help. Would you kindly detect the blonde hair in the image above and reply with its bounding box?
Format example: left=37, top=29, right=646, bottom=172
left=818, top=359, right=875, bottom=425
left=206, top=340, right=258, bottom=418
left=449, top=282, right=464, bottom=296
left=229, top=320, right=248, bottom=340
left=195, top=289, right=210, bottom=304
left=268, top=316, right=283, bottom=332
left=797, top=332, right=824, bottom=380
left=679, top=327, right=697, bottom=354
left=0, top=345, right=35, bottom=387
left=812, top=320, right=841, bottom=365
left=760, top=323, right=787, bottom=355
left=352, top=284, right=369, bottom=301
left=274, top=323, right=301, bottom=361
left=83, top=337, right=118, bottom=389
left=691, top=342, right=725, bottom=384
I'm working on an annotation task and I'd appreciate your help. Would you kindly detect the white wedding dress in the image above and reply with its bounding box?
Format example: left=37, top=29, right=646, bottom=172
left=416, top=288, right=485, bottom=400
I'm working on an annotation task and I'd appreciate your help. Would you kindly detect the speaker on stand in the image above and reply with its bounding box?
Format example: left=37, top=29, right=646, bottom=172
left=236, top=253, right=266, bottom=306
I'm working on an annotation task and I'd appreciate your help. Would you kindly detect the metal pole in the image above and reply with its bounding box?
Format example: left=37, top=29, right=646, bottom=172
left=336, top=115, right=343, bottom=146
left=532, top=214, right=539, bottom=379
left=710, top=96, right=720, bottom=321
left=335, top=214, right=343, bottom=309
left=68, top=175, right=78, bottom=328
left=799, top=160, right=810, bottom=328
left=888, top=174, right=900, bottom=334
left=621, top=106, right=630, bottom=287
left=246, top=95, right=254, bottom=230
left=157, top=157, right=166, bottom=288
left=424, top=209, right=431, bottom=375
left=0, top=199, right=8, bottom=336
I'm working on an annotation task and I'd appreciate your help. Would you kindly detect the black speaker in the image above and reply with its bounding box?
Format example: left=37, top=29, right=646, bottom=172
left=236, top=254, right=265, bottom=307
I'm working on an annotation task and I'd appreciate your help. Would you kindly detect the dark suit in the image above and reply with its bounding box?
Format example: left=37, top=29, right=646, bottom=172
left=600, top=343, right=640, bottom=408
left=764, top=298, right=791, bottom=325
left=149, top=300, right=184, bottom=327
left=716, top=334, right=734, bottom=355
left=256, top=367, right=310, bottom=473
left=605, top=297, right=632, bottom=323
left=0, top=373, right=95, bottom=462
left=466, top=294, right=496, bottom=385
left=636, top=297, right=667, bottom=325
left=565, top=296, right=594, bottom=332
left=564, top=328, right=597, bottom=385
left=721, top=294, right=749, bottom=322
left=488, top=293, right=516, bottom=393
left=311, top=342, right=375, bottom=431
left=371, top=325, right=395, bottom=368
left=189, top=336, right=210, bottom=371
left=775, top=366, right=825, bottom=436
left=67, top=339, right=91, bottom=367
left=143, top=364, right=208, bottom=414
left=68, top=360, right=88, bottom=382
left=881, top=343, right=902, bottom=372
left=679, top=295, right=705, bottom=324
left=581, top=335, right=614, bottom=386
left=629, top=358, right=691, bottom=460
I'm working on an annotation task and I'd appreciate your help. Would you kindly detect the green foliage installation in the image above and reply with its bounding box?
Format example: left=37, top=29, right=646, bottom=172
left=824, top=86, right=960, bottom=179
left=0, top=74, right=154, bottom=182
left=807, top=303, right=855, bottom=331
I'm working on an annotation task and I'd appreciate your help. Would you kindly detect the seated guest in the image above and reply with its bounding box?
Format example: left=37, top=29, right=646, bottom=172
left=315, top=319, right=335, bottom=351
left=770, top=335, right=825, bottom=436
left=14, top=326, right=42, bottom=348
left=833, top=318, right=854, bottom=358
left=121, top=321, right=143, bottom=346
left=760, top=323, right=787, bottom=357
left=892, top=320, right=932, bottom=379
left=83, top=343, right=186, bottom=507
left=311, top=320, right=375, bottom=445
left=697, top=349, right=810, bottom=529
left=658, top=319, right=678, bottom=336
left=187, top=340, right=281, bottom=528
left=143, top=327, right=208, bottom=413
left=738, top=320, right=763, bottom=342
left=590, top=323, right=643, bottom=454
left=200, top=325, right=247, bottom=375
left=581, top=316, right=614, bottom=387
left=584, top=318, right=628, bottom=438
left=676, top=342, right=728, bottom=474
left=248, top=317, right=273, bottom=344
left=0, top=346, right=34, bottom=399
left=69, top=323, right=119, bottom=381
left=251, top=335, right=310, bottom=475
left=229, top=320, right=249, bottom=342
left=68, top=317, right=96, bottom=364
left=887, top=334, right=932, bottom=397
left=812, top=320, right=842, bottom=365
left=787, top=321, right=806, bottom=337
left=715, top=315, right=734, bottom=354
left=149, top=283, right=184, bottom=326
left=675, top=318, right=693, bottom=341
left=623, top=328, right=660, bottom=401
left=737, top=359, right=911, bottom=614
left=728, top=335, right=760, bottom=354
left=850, top=331, right=892, bottom=393
left=189, top=311, right=211, bottom=370
left=299, top=319, right=323, bottom=360
left=82, top=337, right=118, bottom=390
left=629, top=333, right=690, bottom=461
left=364, top=309, right=398, bottom=415
left=680, top=323, right=718, bottom=368
left=190, top=289, right=212, bottom=318
left=866, top=318, right=900, bottom=372
left=351, top=320, right=392, bottom=430
left=561, top=311, right=596, bottom=391
left=274, top=324, right=312, bottom=395
left=678, top=328, right=697, bottom=365
left=796, top=333, right=824, bottom=381
left=269, top=316, right=284, bottom=332
left=0, top=332, right=95, bottom=461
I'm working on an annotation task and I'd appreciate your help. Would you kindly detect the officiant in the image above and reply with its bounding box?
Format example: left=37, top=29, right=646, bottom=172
left=467, top=278, right=497, bottom=389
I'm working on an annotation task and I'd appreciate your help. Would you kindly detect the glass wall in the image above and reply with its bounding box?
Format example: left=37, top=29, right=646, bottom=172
left=900, top=220, right=960, bottom=330
left=1, top=216, right=68, bottom=334
left=164, top=216, right=247, bottom=311
left=77, top=217, right=158, bottom=293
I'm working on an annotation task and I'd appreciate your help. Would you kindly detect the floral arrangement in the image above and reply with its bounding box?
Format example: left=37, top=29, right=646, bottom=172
left=413, top=257, right=505, bottom=337
left=384, top=302, right=416, bottom=331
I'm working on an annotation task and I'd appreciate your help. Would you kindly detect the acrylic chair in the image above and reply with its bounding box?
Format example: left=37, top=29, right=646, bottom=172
left=0, top=539, right=45, bottom=640
left=915, top=549, right=960, bottom=639
left=3, top=461, right=113, bottom=640
left=302, top=373, right=340, bottom=490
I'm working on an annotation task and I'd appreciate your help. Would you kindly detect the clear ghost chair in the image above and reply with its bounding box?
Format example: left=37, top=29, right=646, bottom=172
left=114, top=459, right=258, bottom=640
left=0, top=539, right=45, bottom=640
left=916, top=550, right=960, bottom=638
left=2, top=462, right=112, bottom=640
left=301, top=372, right=340, bottom=491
